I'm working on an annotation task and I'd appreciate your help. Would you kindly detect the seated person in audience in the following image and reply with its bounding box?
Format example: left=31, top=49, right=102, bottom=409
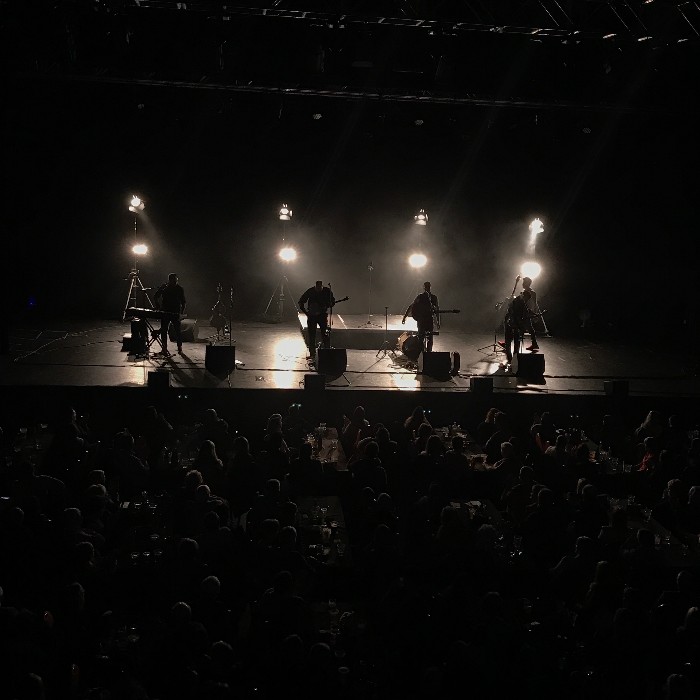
left=520, top=487, right=569, bottom=567
left=680, top=485, right=700, bottom=536
left=443, top=435, right=472, bottom=496
left=484, top=412, right=509, bottom=464
left=621, top=528, right=664, bottom=593
left=544, top=433, right=569, bottom=466
left=341, top=405, right=371, bottom=458
left=652, top=478, right=691, bottom=542
left=493, top=441, right=522, bottom=490
left=412, top=422, right=434, bottom=457
left=258, top=431, right=290, bottom=483
left=110, top=430, right=149, bottom=501
left=403, top=406, right=431, bottom=438
left=226, top=436, right=262, bottom=523
left=475, top=407, right=499, bottom=448
left=350, top=441, right=387, bottom=494
left=288, top=441, right=324, bottom=496
left=550, top=535, right=599, bottom=605
left=195, top=408, right=230, bottom=459
left=637, top=436, right=660, bottom=472
left=598, top=507, right=636, bottom=561
left=259, top=570, right=310, bottom=642
left=193, top=439, right=226, bottom=497
left=263, top=413, right=284, bottom=446
left=281, top=403, right=310, bottom=449
left=138, top=404, right=174, bottom=468
left=246, top=479, right=289, bottom=537
left=656, top=571, right=700, bottom=629
left=635, top=410, right=665, bottom=444
left=10, top=459, right=66, bottom=518
left=538, top=412, right=558, bottom=447
left=571, top=484, right=608, bottom=540
left=501, top=466, right=535, bottom=524
left=413, top=434, right=446, bottom=493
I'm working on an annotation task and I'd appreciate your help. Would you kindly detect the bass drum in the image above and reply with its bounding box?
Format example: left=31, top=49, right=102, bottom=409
left=397, top=332, right=422, bottom=361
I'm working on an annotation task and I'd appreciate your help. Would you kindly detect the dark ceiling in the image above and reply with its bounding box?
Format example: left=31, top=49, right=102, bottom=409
left=4, top=1, right=699, bottom=111
left=2, top=1, right=699, bottom=330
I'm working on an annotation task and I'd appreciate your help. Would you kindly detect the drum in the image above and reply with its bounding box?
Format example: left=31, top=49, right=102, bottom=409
left=397, top=332, right=422, bottom=361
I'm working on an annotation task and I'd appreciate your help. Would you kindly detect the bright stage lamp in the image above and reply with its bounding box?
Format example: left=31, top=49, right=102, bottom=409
left=521, top=261, right=542, bottom=280
left=129, top=195, right=145, bottom=213
left=279, top=246, right=297, bottom=262
left=409, top=252, right=427, bottom=268
left=529, top=218, right=544, bottom=236
left=279, top=204, right=292, bottom=221
left=132, top=243, right=148, bottom=256
left=414, top=209, right=428, bottom=226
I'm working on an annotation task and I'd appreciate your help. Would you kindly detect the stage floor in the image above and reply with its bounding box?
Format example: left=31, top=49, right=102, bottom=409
left=2, top=314, right=699, bottom=398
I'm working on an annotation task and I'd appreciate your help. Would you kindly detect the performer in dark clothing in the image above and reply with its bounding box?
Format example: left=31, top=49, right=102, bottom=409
left=298, top=281, right=335, bottom=357
left=402, top=281, right=439, bottom=352
left=154, top=273, right=186, bottom=356
left=503, top=290, right=531, bottom=364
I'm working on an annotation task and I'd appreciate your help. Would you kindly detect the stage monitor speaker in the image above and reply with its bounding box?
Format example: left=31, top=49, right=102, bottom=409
left=205, top=345, right=236, bottom=378
left=515, top=352, right=545, bottom=378
left=148, top=371, right=170, bottom=390
left=604, top=380, right=629, bottom=397
left=317, top=348, right=347, bottom=378
left=470, top=376, right=493, bottom=394
left=169, top=318, right=199, bottom=343
left=304, top=373, right=326, bottom=391
left=420, top=351, right=452, bottom=378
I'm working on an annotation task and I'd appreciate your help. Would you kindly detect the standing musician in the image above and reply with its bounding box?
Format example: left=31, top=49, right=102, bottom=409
left=503, top=289, right=532, bottom=364
left=402, top=281, right=439, bottom=352
left=521, top=276, right=539, bottom=351
left=298, top=280, right=336, bottom=358
left=154, top=273, right=186, bottom=356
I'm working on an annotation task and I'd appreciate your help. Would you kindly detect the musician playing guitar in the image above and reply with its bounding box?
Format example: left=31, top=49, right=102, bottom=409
left=402, top=281, right=439, bottom=353
left=521, top=276, right=539, bottom=351
left=298, top=280, right=336, bottom=358
left=154, top=272, right=186, bottom=356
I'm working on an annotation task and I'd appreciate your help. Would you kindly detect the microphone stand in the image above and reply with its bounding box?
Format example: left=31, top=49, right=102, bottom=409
left=363, top=262, right=382, bottom=327
left=326, top=282, right=334, bottom=349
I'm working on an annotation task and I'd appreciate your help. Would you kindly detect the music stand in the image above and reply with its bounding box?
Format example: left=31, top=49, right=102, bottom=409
left=376, top=306, right=397, bottom=359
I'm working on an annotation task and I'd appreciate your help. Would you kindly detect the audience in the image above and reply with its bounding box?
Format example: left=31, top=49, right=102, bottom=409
left=1, top=399, right=700, bottom=700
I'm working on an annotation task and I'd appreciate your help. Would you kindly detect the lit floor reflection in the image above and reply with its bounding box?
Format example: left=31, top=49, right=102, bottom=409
left=390, top=373, right=420, bottom=390
left=273, top=336, right=308, bottom=388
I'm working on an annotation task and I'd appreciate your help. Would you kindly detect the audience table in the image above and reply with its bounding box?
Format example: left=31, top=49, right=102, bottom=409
left=296, top=495, right=352, bottom=567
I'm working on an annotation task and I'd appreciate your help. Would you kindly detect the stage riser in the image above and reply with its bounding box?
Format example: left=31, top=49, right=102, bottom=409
left=300, top=328, right=404, bottom=351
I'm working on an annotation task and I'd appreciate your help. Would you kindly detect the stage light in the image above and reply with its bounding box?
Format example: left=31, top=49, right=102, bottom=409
left=521, top=261, right=542, bottom=280
left=132, top=244, right=148, bottom=256
left=279, top=246, right=297, bottom=262
left=129, top=195, right=145, bottom=213
left=409, top=252, right=427, bottom=268
left=414, top=209, right=428, bottom=226
left=279, top=204, right=292, bottom=221
left=529, top=218, right=544, bottom=236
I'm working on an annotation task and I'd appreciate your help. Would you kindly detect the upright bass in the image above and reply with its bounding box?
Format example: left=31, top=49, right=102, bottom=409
left=210, top=283, right=227, bottom=337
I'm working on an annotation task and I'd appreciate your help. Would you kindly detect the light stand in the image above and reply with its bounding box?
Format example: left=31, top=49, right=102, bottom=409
left=363, top=262, right=382, bottom=327
left=376, top=306, right=397, bottom=359
left=263, top=274, right=298, bottom=322
left=263, top=204, right=298, bottom=323
left=122, top=195, right=151, bottom=321
left=122, top=269, right=154, bottom=321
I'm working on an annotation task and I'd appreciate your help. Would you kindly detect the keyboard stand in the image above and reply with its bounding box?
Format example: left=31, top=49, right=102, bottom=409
left=132, top=317, right=166, bottom=358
